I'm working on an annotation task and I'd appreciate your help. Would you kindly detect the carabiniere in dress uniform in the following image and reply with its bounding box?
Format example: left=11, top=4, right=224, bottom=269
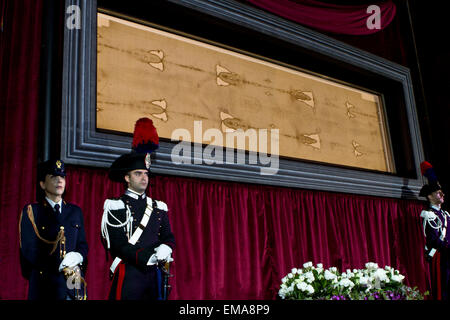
left=101, top=118, right=175, bottom=300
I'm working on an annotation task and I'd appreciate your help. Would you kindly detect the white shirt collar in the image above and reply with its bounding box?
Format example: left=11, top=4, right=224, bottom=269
left=431, top=205, right=442, bottom=211
left=45, top=197, right=63, bottom=213
left=125, top=188, right=146, bottom=200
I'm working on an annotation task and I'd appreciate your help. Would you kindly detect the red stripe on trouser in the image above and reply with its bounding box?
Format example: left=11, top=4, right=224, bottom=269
left=432, top=252, right=442, bottom=300
left=115, top=262, right=126, bottom=300
left=107, top=270, right=116, bottom=299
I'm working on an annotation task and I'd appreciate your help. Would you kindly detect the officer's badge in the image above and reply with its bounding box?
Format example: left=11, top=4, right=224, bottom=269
left=56, top=160, right=62, bottom=169
left=145, top=153, right=151, bottom=169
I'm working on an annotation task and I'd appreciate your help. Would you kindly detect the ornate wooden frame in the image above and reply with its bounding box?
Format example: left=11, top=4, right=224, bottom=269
left=61, top=0, right=425, bottom=198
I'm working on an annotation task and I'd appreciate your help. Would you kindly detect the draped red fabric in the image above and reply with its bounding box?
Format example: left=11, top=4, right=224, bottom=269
left=53, top=168, right=430, bottom=299
left=0, top=0, right=43, bottom=300
left=245, top=0, right=396, bottom=35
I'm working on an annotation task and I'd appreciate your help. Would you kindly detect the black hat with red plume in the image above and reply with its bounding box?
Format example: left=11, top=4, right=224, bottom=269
left=108, top=118, right=159, bottom=182
left=419, top=161, right=442, bottom=198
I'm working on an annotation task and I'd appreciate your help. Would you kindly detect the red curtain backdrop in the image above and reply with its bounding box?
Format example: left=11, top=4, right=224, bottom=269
left=59, top=169, right=430, bottom=300
left=0, top=0, right=43, bottom=299
left=245, top=0, right=397, bottom=35
left=0, top=0, right=431, bottom=300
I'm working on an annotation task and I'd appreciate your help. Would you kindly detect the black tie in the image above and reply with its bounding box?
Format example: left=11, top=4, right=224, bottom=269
left=54, top=204, right=60, bottom=214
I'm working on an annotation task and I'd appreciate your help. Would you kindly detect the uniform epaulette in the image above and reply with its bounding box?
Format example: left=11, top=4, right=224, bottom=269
left=420, top=210, right=437, bottom=221
left=155, top=200, right=168, bottom=212
left=103, top=198, right=125, bottom=211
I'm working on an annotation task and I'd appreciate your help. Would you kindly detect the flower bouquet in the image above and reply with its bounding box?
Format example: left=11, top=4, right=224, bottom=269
left=278, top=262, right=426, bottom=300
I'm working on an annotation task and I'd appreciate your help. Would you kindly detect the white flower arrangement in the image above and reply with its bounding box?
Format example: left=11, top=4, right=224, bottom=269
left=278, top=262, right=425, bottom=300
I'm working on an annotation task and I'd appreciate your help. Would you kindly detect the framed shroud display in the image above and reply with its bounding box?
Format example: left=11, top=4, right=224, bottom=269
left=97, top=13, right=394, bottom=174
left=61, top=0, right=425, bottom=198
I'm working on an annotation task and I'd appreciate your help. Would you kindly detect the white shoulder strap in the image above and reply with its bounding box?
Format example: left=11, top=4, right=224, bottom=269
left=128, top=198, right=155, bottom=244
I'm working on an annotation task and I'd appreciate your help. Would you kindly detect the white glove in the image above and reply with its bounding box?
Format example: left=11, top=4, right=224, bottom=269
left=59, top=252, right=83, bottom=272
left=147, top=254, right=158, bottom=265
left=155, top=244, right=172, bottom=261
left=147, top=253, right=174, bottom=266
left=147, top=244, right=173, bottom=265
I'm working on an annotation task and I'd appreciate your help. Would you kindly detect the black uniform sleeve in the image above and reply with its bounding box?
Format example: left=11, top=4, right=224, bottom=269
left=19, top=205, right=39, bottom=275
left=74, top=206, right=89, bottom=272
left=19, top=205, right=37, bottom=279
left=159, top=210, right=175, bottom=250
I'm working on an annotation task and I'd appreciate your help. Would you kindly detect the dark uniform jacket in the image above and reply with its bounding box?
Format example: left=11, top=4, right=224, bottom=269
left=103, top=193, right=175, bottom=300
left=422, top=206, right=450, bottom=300
left=19, top=199, right=89, bottom=300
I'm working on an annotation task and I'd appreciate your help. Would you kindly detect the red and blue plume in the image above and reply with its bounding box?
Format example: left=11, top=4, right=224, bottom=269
left=420, top=161, right=438, bottom=183
left=132, top=118, right=159, bottom=154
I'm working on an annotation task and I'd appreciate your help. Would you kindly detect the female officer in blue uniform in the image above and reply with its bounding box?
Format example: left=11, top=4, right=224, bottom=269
left=19, top=159, right=89, bottom=300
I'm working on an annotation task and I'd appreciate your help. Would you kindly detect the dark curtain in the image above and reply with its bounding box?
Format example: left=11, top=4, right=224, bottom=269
left=245, top=0, right=396, bottom=35
left=0, top=0, right=43, bottom=299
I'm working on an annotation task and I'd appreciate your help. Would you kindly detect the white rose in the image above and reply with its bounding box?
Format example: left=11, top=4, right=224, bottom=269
left=391, top=275, right=403, bottom=283
left=339, top=278, right=354, bottom=288
left=324, top=270, right=336, bottom=280
left=291, top=268, right=298, bottom=274
left=279, top=287, right=287, bottom=296
left=306, top=284, right=314, bottom=294
left=317, top=263, right=323, bottom=269
left=374, top=269, right=388, bottom=282
left=359, top=276, right=369, bottom=285
left=288, top=273, right=293, bottom=279
left=305, top=271, right=314, bottom=281
left=282, top=276, right=287, bottom=283
left=303, top=261, right=313, bottom=268
left=297, top=282, right=307, bottom=291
